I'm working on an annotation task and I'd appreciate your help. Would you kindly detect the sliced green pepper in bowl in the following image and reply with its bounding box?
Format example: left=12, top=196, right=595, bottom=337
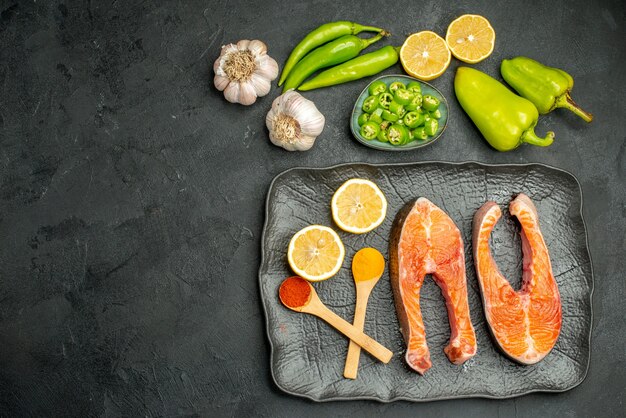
left=360, top=121, right=380, bottom=140
left=362, top=95, right=378, bottom=113
left=387, top=124, right=409, bottom=145
left=368, top=80, right=387, bottom=96
left=351, top=74, right=448, bottom=151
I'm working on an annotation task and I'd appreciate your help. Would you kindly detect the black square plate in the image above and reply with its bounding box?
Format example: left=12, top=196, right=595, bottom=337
left=259, top=162, right=593, bottom=402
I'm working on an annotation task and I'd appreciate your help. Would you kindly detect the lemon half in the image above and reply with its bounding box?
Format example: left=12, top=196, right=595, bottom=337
left=287, top=225, right=345, bottom=282
left=331, top=178, right=387, bottom=234
left=445, top=14, right=495, bottom=64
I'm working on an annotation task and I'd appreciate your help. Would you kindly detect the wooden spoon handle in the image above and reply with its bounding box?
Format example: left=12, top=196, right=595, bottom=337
left=314, top=303, right=392, bottom=364
left=343, top=288, right=371, bottom=379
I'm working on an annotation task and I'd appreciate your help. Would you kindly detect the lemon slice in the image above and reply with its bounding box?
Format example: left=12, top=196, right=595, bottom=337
left=400, top=31, right=451, bottom=81
left=445, top=14, right=495, bottom=64
left=287, top=225, right=345, bottom=282
left=331, top=178, right=387, bottom=234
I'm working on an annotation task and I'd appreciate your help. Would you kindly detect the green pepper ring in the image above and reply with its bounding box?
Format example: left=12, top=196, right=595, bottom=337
left=387, top=123, right=409, bottom=145
left=362, top=95, right=379, bottom=113
left=393, top=88, right=413, bottom=105
left=368, top=80, right=387, bottom=96
left=357, top=113, right=370, bottom=126
left=360, top=121, right=380, bottom=140
left=378, top=92, right=393, bottom=110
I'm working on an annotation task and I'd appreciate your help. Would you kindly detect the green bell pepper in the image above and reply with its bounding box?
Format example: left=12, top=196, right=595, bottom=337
left=454, top=67, right=555, bottom=152
left=500, top=56, right=593, bottom=123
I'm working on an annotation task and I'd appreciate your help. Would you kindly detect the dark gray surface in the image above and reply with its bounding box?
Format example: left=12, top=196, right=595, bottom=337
left=0, top=0, right=623, bottom=416
left=261, top=162, right=592, bottom=401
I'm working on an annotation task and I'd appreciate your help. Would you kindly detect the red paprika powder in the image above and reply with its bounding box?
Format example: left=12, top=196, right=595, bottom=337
left=279, top=276, right=311, bottom=308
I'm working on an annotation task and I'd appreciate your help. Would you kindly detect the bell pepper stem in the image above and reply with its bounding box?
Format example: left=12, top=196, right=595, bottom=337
left=521, top=128, right=555, bottom=147
left=556, top=93, right=593, bottom=123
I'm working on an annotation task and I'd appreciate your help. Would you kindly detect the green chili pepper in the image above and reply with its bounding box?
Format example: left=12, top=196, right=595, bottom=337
left=283, top=33, right=386, bottom=92
left=388, top=123, right=409, bottom=145
left=378, top=92, right=393, bottom=109
left=424, top=118, right=439, bottom=136
left=368, top=80, right=387, bottom=96
left=407, top=129, right=415, bottom=143
left=422, top=95, right=440, bottom=112
left=389, top=82, right=405, bottom=94
left=379, top=121, right=391, bottom=132
left=360, top=121, right=380, bottom=140
left=412, top=127, right=428, bottom=140
left=393, top=88, right=413, bottom=105
left=369, top=108, right=383, bottom=124
left=377, top=126, right=389, bottom=142
left=389, top=101, right=405, bottom=116
left=500, top=56, right=593, bottom=123
left=299, top=46, right=400, bottom=91
left=357, top=113, right=370, bottom=126
left=278, top=21, right=387, bottom=86
left=430, top=109, right=441, bottom=119
left=454, top=67, right=555, bottom=152
left=407, top=81, right=422, bottom=95
left=405, top=93, right=422, bottom=111
left=382, top=109, right=399, bottom=122
left=362, top=95, right=378, bottom=113
left=403, top=111, right=424, bottom=129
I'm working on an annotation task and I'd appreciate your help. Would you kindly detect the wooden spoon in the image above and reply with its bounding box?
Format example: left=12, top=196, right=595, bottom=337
left=279, top=277, right=393, bottom=364
left=344, top=248, right=386, bottom=379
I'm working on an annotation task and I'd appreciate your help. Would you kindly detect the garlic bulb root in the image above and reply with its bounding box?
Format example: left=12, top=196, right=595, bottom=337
left=213, top=39, right=278, bottom=105
left=266, top=91, right=325, bottom=151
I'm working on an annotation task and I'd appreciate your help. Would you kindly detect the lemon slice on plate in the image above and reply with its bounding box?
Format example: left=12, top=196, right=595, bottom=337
left=331, top=178, right=387, bottom=234
left=287, top=225, right=345, bottom=282
left=400, top=31, right=451, bottom=81
left=445, top=14, right=495, bottom=64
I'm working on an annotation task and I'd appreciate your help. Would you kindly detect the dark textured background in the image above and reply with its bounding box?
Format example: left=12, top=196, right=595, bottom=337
left=0, top=0, right=623, bottom=416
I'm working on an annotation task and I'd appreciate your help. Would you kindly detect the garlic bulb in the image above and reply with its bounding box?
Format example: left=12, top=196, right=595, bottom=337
left=266, top=91, right=325, bottom=151
left=214, top=40, right=278, bottom=105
